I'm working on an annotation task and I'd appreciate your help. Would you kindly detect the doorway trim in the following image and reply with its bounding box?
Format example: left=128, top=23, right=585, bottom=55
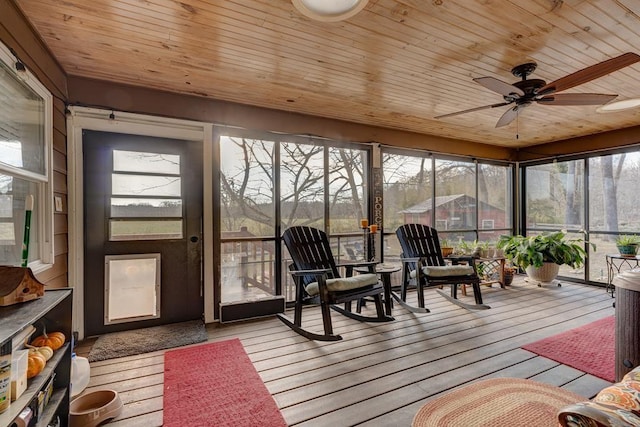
left=67, top=106, right=214, bottom=339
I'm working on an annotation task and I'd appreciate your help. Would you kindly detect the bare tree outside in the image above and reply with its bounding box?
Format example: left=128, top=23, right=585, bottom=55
left=218, top=133, right=369, bottom=302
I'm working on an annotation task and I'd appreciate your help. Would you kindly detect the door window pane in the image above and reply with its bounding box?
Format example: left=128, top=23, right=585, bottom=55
left=113, top=150, right=180, bottom=174
left=110, top=149, right=184, bottom=241
left=112, top=174, right=181, bottom=197
left=110, top=220, right=183, bottom=241
left=110, top=198, right=182, bottom=217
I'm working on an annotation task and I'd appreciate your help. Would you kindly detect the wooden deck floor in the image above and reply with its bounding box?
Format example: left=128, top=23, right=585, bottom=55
left=75, top=277, right=615, bottom=426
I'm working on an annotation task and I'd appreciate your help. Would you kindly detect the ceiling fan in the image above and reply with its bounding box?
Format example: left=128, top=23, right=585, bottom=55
left=435, top=52, right=640, bottom=128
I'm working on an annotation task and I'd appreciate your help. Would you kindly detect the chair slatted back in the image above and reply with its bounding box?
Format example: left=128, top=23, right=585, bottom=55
left=283, top=226, right=341, bottom=287
left=396, top=224, right=446, bottom=269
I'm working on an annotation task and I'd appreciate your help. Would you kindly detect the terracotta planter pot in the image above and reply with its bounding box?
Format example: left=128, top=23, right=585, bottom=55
left=525, top=262, right=560, bottom=283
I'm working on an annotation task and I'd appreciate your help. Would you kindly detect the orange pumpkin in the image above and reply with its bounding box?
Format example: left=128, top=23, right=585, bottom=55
left=25, top=343, right=54, bottom=361
left=27, top=351, right=46, bottom=379
left=31, top=331, right=65, bottom=351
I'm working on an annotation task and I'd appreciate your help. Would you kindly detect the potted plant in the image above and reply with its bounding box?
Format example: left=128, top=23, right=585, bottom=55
left=497, top=231, right=593, bottom=283
left=455, top=240, right=474, bottom=255
left=440, top=238, right=454, bottom=257
left=616, top=235, right=639, bottom=257
left=477, top=241, right=495, bottom=258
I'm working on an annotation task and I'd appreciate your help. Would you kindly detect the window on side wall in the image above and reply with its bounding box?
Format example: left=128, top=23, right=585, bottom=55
left=0, top=42, right=53, bottom=272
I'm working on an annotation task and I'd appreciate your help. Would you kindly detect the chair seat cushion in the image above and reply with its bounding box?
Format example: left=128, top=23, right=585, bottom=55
left=410, top=265, right=475, bottom=278
left=306, top=273, right=378, bottom=296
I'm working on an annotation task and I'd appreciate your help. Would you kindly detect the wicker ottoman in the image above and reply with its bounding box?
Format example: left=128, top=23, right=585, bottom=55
left=412, top=378, right=583, bottom=427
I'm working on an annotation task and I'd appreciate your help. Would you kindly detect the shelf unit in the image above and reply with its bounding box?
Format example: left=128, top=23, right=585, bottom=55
left=0, top=289, right=73, bottom=427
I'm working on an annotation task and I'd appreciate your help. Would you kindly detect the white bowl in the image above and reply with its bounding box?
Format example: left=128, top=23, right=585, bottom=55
left=70, top=389, right=123, bottom=427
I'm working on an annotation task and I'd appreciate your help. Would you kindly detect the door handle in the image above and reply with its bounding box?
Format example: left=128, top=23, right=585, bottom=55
left=190, top=235, right=199, bottom=243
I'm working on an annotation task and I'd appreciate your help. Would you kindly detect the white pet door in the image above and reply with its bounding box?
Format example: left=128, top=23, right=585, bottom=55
left=104, top=253, right=161, bottom=324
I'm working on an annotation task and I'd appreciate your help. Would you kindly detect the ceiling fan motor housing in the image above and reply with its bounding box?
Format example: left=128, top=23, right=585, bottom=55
left=508, top=78, right=546, bottom=103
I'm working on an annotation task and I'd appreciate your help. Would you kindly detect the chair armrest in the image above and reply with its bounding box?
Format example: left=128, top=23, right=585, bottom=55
left=290, top=268, right=331, bottom=277
left=447, top=255, right=476, bottom=264
left=399, top=256, right=421, bottom=263
left=337, top=261, right=377, bottom=269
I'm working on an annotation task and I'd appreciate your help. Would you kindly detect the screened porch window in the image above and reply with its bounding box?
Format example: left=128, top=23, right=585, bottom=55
left=0, top=41, right=53, bottom=271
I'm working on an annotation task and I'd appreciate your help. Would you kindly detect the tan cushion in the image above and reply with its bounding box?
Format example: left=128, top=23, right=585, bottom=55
left=305, top=273, right=378, bottom=296
left=410, top=265, right=475, bottom=278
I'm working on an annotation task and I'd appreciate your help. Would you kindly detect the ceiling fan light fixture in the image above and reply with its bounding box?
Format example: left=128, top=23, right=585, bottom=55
left=292, top=0, right=368, bottom=22
left=596, top=98, right=640, bottom=113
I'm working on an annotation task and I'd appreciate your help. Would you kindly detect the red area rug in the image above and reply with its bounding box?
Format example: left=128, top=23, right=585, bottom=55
left=522, top=316, right=614, bottom=382
left=163, top=338, right=287, bottom=427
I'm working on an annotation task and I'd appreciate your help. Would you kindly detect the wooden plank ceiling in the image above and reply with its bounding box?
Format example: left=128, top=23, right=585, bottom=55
left=14, top=0, right=640, bottom=147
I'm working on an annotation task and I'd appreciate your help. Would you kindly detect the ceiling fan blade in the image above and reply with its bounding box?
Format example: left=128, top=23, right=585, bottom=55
left=434, top=102, right=511, bottom=119
left=474, top=76, right=525, bottom=97
left=538, top=52, right=640, bottom=95
left=495, top=105, right=521, bottom=128
left=537, top=93, right=618, bottom=106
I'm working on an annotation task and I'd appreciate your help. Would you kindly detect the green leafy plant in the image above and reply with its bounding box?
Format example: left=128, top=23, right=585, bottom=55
left=476, top=262, right=486, bottom=278
left=497, top=231, right=594, bottom=270
left=616, top=235, right=640, bottom=246
left=457, top=240, right=474, bottom=254
left=616, top=235, right=639, bottom=256
left=477, top=241, right=491, bottom=250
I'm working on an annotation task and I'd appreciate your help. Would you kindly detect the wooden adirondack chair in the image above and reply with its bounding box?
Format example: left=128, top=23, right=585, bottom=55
left=395, top=223, right=490, bottom=312
left=280, top=226, right=394, bottom=341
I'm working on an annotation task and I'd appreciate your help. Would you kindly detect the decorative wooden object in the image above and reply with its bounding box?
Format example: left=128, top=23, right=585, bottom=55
left=0, top=266, right=45, bottom=306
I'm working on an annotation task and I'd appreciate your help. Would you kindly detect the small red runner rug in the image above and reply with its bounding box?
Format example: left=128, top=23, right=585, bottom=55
left=163, top=338, right=287, bottom=427
left=522, top=316, right=614, bottom=382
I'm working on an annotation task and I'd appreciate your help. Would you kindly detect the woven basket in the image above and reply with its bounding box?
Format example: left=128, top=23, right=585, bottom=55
left=525, top=262, right=560, bottom=283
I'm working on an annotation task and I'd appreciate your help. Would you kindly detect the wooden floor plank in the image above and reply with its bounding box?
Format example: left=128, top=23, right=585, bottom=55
left=77, top=278, right=616, bottom=427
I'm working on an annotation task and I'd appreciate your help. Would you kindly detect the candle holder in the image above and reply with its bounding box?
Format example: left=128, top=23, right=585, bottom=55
left=369, top=231, right=376, bottom=262
left=362, top=223, right=369, bottom=261
left=369, top=224, right=378, bottom=262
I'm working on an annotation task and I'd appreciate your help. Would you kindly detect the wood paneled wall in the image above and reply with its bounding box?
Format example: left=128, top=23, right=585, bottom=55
left=517, top=126, right=640, bottom=162
left=66, top=75, right=640, bottom=163
left=1, top=0, right=69, bottom=287
left=67, top=75, right=516, bottom=162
